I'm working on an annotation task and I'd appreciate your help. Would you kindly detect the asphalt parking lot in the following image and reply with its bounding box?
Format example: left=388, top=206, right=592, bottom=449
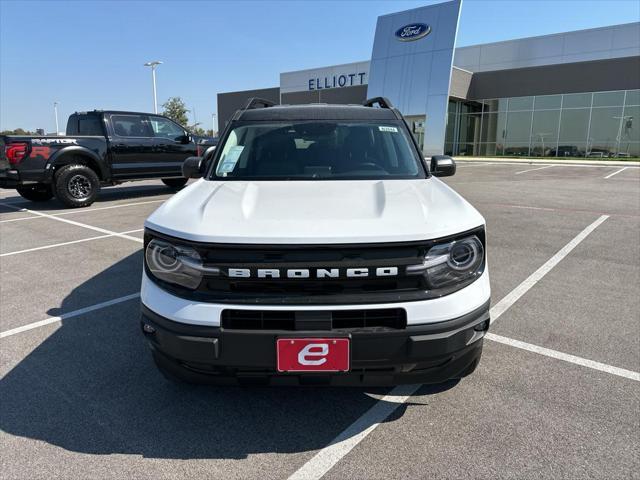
left=0, top=162, right=638, bottom=480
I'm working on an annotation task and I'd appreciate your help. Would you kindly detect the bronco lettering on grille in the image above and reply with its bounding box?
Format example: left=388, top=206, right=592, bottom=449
left=227, top=267, right=399, bottom=279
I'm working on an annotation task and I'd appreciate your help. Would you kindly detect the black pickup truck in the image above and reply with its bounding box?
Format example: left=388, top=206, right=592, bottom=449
left=0, top=110, right=217, bottom=207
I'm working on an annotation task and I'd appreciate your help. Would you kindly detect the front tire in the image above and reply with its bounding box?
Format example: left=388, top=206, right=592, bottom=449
left=16, top=184, right=54, bottom=202
left=54, top=164, right=100, bottom=208
left=162, top=177, right=188, bottom=190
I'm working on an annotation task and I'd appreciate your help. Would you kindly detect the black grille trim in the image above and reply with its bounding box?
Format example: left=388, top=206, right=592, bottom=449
left=221, top=308, right=407, bottom=331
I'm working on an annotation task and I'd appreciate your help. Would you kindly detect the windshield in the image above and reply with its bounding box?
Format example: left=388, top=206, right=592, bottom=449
left=210, top=121, right=425, bottom=180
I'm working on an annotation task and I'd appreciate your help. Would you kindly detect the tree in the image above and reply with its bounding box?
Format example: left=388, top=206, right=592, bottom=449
left=0, top=128, right=35, bottom=135
left=161, top=97, right=188, bottom=127
left=190, top=126, right=206, bottom=136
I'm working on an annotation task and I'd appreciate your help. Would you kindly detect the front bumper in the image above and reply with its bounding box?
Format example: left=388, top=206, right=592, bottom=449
left=141, top=300, right=490, bottom=386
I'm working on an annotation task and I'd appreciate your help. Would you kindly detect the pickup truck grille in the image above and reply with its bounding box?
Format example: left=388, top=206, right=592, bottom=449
left=221, top=308, right=407, bottom=331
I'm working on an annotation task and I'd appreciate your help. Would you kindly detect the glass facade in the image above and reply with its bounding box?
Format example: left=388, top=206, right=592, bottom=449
left=445, top=89, right=640, bottom=158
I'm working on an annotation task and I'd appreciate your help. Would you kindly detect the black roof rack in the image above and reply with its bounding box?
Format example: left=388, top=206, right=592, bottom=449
left=363, top=97, right=403, bottom=120
left=232, top=97, right=276, bottom=121
left=362, top=97, right=394, bottom=109
left=244, top=97, right=276, bottom=110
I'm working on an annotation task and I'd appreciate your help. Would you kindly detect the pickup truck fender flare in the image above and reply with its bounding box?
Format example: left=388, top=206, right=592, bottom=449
left=45, top=146, right=109, bottom=181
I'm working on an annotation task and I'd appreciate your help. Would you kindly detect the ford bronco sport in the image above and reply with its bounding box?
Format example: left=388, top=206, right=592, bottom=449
left=140, top=97, right=490, bottom=386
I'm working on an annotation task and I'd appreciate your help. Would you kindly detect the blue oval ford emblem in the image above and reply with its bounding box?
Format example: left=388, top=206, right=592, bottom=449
left=395, top=23, right=431, bottom=42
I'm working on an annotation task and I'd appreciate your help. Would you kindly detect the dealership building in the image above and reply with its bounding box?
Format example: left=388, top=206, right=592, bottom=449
left=218, top=1, right=640, bottom=158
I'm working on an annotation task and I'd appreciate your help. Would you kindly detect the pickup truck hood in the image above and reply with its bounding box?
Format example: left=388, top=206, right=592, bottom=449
left=145, top=178, right=485, bottom=244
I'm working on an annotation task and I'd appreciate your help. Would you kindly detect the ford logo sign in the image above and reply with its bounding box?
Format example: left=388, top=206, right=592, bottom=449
left=395, top=23, right=431, bottom=42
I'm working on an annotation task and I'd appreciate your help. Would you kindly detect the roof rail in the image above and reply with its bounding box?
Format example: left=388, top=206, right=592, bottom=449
left=362, top=97, right=394, bottom=109
left=243, top=97, right=276, bottom=110
left=232, top=97, right=276, bottom=122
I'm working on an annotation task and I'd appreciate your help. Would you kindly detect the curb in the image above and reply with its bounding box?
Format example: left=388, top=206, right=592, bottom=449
left=452, top=157, right=640, bottom=167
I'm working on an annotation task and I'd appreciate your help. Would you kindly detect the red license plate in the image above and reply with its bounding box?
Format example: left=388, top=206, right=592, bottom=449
left=276, top=338, right=350, bottom=372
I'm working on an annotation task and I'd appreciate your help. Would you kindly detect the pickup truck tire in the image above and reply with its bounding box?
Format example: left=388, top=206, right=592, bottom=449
left=54, top=164, right=100, bottom=208
left=161, top=178, right=188, bottom=189
left=16, top=184, right=54, bottom=202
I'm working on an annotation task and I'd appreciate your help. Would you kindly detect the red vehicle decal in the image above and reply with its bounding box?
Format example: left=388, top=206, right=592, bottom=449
left=30, top=146, right=52, bottom=159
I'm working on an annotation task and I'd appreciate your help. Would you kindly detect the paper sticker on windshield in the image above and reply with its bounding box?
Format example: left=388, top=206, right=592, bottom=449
left=218, top=146, right=244, bottom=174
left=379, top=126, right=398, bottom=133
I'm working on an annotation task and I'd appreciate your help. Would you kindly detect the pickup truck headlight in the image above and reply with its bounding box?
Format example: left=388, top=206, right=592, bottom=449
left=145, top=239, right=211, bottom=289
left=408, top=234, right=484, bottom=290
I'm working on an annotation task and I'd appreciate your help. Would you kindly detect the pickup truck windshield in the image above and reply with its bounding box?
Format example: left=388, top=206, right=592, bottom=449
left=211, top=122, right=425, bottom=180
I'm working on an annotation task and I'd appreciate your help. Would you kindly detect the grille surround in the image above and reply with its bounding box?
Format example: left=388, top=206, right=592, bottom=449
left=144, top=227, right=486, bottom=305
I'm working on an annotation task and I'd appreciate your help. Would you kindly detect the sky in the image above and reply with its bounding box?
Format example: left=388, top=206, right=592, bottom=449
left=1, top=0, right=638, bottom=132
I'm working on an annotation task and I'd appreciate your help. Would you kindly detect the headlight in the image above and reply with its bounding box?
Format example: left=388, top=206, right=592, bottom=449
left=145, top=239, right=217, bottom=289
left=408, top=234, right=484, bottom=290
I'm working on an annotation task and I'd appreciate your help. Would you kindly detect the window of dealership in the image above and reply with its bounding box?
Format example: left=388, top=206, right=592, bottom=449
left=445, top=89, right=640, bottom=158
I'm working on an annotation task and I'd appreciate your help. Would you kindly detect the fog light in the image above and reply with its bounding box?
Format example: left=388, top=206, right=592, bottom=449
left=143, top=323, right=156, bottom=334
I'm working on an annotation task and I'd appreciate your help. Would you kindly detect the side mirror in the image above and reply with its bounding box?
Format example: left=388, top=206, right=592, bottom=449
left=178, top=133, right=192, bottom=144
left=430, top=155, right=456, bottom=177
left=182, top=156, right=203, bottom=178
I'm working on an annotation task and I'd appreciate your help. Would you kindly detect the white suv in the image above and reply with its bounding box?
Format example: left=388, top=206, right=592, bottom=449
left=140, top=97, right=490, bottom=386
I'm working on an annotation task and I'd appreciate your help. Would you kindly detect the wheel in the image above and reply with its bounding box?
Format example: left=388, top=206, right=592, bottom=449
left=54, top=164, right=100, bottom=208
left=16, top=183, right=54, bottom=202
left=162, top=177, right=188, bottom=189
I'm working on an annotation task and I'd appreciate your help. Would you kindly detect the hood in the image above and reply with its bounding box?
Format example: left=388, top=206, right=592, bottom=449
left=145, top=178, right=485, bottom=244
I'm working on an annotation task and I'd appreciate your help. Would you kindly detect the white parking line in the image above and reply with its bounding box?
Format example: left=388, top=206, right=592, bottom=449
left=286, top=214, right=612, bottom=480
left=476, top=201, right=640, bottom=219
left=603, top=167, right=629, bottom=179
left=0, top=202, right=143, bottom=243
left=288, top=384, right=421, bottom=480
left=0, top=199, right=166, bottom=223
left=514, top=165, right=555, bottom=175
left=0, top=228, right=143, bottom=257
left=0, top=293, right=140, bottom=339
left=486, top=333, right=639, bottom=381
left=490, top=215, right=609, bottom=323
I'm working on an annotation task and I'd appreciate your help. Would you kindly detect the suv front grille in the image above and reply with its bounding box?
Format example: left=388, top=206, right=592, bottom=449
left=221, top=308, right=407, bottom=331
left=144, top=227, right=486, bottom=305
left=194, top=242, right=429, bottom=305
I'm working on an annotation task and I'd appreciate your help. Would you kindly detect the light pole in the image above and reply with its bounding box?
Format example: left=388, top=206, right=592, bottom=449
left=53, top=101, right=60, bottom=135
left=614, top=114, right=633, bottom=157
left=536, top=132, right=552, bottom=157
left=212, top=113, right=217, bottom=137
left=144, top=61, right=163, bottom=113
